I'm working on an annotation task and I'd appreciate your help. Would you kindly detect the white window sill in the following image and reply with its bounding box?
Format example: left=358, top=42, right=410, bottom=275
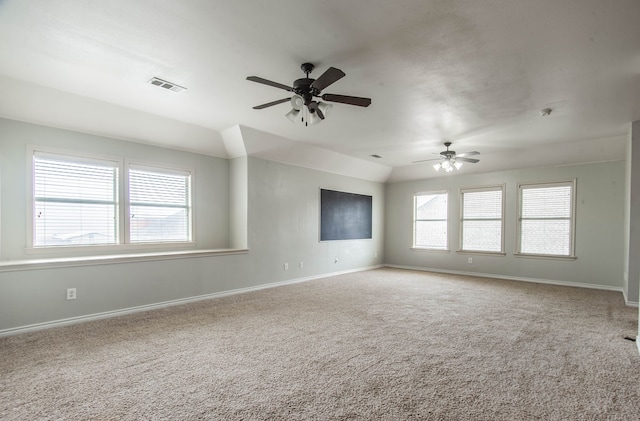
left=410, top=247, right=450, bottom=253
left=24, top=241, right=198, bottom=256
left=514, top=253, right=577, bottom=261
left=456, top=250, right=507, bottom=257
left=0, top=248, right=249, bottom=272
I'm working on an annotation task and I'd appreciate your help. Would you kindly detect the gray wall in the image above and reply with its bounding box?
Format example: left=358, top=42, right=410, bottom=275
left=385, top=161, right=626, bottom=290
left=625, top=121, right=640, bottom=304
left=0, top=119, right=385, bottom=332
left=229, top=156, right=248, bottom=249
left=245, top=157, right=384, bottom=281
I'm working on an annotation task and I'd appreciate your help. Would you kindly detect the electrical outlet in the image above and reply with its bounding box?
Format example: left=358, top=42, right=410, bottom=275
left=375, top=252, right=378, bottom=258
left=66, top=288, right=77, bottom=300
left=284, top=263, right=289, bottom=270
left=468, top=257, right=473, bottom=264
left=299, top=261, right=303, bottom=269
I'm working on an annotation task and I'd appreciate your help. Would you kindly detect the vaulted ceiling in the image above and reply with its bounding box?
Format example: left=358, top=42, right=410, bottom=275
left=0, top=0, right=638, bottom=182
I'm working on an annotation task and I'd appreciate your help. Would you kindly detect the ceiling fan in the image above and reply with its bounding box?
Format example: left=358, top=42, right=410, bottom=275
left=413, top=142, right=480, bottom=172
left=246, top=63, right=371, bottom=125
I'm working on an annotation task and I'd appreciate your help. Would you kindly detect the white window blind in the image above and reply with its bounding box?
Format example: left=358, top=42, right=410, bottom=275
left=129, top=166, right=191, bottom=243
left=460, top=187, right=504, bottom=252
left=414, top=192, right=448, bottom=249
left=519, top=182, right=574, bottom=256
left=33, top=152, right=119, bottom=247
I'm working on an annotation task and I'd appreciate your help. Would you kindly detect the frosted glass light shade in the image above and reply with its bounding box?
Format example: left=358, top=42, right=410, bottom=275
left=290, top=95, right=304, bottom=111
left=285, top=108, right=300, bottom=123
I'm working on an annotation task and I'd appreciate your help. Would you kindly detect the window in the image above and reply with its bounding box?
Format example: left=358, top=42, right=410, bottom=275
left=518, top=181, right=575, bottom=257
left=31, top=148, right=193, bottom=249
left=413, top=191, right=448, bottom=250
left=129, top=166, right=192, bottom=243
left=460, top=186, right=504, bottom=253
left=33, top=151, right=119, bottom=247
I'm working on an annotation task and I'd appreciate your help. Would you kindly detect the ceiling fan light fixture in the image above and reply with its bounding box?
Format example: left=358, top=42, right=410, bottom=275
left=418, top=142, right=480, bottom=173
left=285, top=108, right=300, bottom=123
left=317, top=102, right=332, bottom=117
left=290, top=95, right=304, bottom=111
left=247, top=63, right=371, bottom=127
left=307, top=110, right=322, bottom=126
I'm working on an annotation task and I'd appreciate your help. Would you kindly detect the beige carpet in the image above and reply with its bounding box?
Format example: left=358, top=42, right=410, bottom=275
left=1, top=268, right=639, bottom=420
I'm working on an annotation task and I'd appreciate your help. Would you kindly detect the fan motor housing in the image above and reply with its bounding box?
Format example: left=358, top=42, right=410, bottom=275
left=293, top=78, right=318, bottom=103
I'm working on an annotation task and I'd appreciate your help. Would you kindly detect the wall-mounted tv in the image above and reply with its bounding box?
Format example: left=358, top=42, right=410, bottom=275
left=320, top=188, right=372, bottom=241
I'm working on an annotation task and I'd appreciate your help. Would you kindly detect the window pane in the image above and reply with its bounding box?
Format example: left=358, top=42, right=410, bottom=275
left=522, top=186, right=571, bottom=218
left=462, top=220, right=502, bottom=252
left=33, top=154, right=118, bottom=247
left=414, top=193, right=447, bottom=249
left=521, top=220, right=571, bottom=255
left=460, top=187, right=503, bottom=252
left=415, top=220, right=447, bottom=249
left=129, top=168, right=191, bottom=243
left=462, top=190, right=502, bottom=219
left=130, top=206, right=188, bottom=243
left=35, top=201, right=116, bottom=246
left=129, top=170, right=188, bottom=206
left=519, top=183, right=574, bottom=256
left=35, top=158, right=115, bottom=202
left=416, top=194, right=447, bottom=220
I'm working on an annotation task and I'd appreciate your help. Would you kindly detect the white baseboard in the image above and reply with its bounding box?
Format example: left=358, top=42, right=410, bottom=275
left=0, top=264, right=384, bottom=337
left=385, top=264, right=627, bottom=295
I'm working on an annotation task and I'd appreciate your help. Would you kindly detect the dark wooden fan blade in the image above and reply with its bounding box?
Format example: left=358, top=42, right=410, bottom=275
left=457, top=157, right=480, bottom=163
left=310, top=67, right=345, bottom=91
left=252, top=98, right=291, bottom=109
left=246, top=76, right=293, bottom=92
left=412, top=158, right=441, bottom=163
left=321, top=93, right=371, bottom=107
left=308, top=102, right=325, bottom=119
left=457, top=151, right=480, bottom=157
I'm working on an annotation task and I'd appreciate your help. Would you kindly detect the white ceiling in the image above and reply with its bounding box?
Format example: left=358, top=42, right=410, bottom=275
left=0, top=0, right=638, bottom=182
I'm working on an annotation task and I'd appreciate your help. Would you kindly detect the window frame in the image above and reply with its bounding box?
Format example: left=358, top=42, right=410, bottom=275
left=125, top=161, right=194, bottom=245
left=516, top=179, right=577, bottom=260
left=458, top=184, right=506, bottom=255
left=26, top=145, right=195, bottom=255
left=412, top=190, right=449, bottom=251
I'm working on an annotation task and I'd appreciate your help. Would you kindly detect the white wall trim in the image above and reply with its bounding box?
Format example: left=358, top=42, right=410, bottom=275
left=385, top=263, right=628, bottom=296
left=0, top=248, right=249, bottom=273
left=0, top=264, right=383, bottom=337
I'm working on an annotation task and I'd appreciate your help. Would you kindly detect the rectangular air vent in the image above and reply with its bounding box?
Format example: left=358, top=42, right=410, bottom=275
left=148, top=77, right=186, bottom=93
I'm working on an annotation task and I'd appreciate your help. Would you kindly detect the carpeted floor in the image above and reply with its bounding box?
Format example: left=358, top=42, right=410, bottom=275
left=1, top=268, right=639, bottom=420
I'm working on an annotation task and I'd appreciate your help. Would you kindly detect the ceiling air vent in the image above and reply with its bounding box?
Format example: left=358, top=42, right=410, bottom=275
left=148, top=77, right=186, bottom=93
